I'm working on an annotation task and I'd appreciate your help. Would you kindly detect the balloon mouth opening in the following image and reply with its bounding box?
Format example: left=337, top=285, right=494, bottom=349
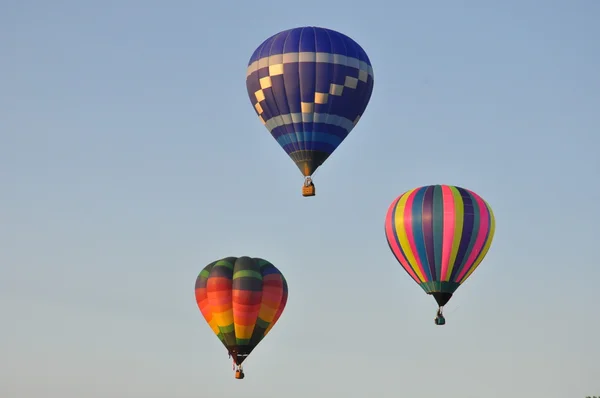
left=228, top=348, right=251, bottom=366
left=431, top=292, right=453, bottom=307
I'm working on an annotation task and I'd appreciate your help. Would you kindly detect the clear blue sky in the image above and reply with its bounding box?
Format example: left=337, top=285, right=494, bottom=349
left=2, top=1, right=599, bottom=397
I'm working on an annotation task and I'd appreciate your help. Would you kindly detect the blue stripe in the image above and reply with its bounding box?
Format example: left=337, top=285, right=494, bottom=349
left=270, top=29, right=290, bottom=55
left=314, top=28, right=332, bottom=53
left=449, top=189, right=476, bottom=282
left=271, top=124, right=349, bottom=141
left=283, top=28, right=302, bottom=54
left=276, top=131, right=344, bottom=148
left=299, top=27, right=316, bottom=52
left=411, top=188, right=433, bottom=281
left=248, top=27, right=373, bottom=65
left=298, top=32, right=316, bottom=149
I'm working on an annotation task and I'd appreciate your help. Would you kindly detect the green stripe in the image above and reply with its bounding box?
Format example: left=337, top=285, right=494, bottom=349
left=219, top=323, right=234, bottom=334
left=220, top=328, right=236, bottom=347
left=255, top=317, right=270, bottom=329
left=432, top=185, right=444, bottom=280
left=214, top=259, right=234, bottom=269
left=199, top=269, right=211, bottom=279
left=199, top=262, right=216, bottom=278
left=419, top=281, right=461, bottom=294
left=233, top=270, right=263, bottom=280
left=236, top=338, right=251, bottom=345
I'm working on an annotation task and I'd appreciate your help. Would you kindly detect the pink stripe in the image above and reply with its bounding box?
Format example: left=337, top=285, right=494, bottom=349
left=403, top=190, right=428, bottom=282
left=385, top=195, right=420, bottom=283
left=456, top=191, right=491, bottom=281
left=440, top=185, right=455, bottom=281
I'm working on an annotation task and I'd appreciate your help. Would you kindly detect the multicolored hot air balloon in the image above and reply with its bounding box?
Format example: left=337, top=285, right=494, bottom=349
left=194, top=256, right=288, bottom=379
left=245, top=26, right=375, bottom=197
left=384, top=185, right=496, bottom=325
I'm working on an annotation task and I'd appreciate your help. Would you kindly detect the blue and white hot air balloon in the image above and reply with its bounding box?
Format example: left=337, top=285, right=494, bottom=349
left=245, top=26, right=375, bottom=197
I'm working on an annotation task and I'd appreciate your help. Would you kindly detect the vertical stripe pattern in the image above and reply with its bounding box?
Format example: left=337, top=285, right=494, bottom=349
left=195, top=256, right=288, bottom=363
left=246, top=26, right=374, bottom=176
left=384, top=185, right=496, bottom=295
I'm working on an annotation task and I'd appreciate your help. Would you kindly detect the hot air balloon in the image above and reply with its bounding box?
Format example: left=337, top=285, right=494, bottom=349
left=194, top=256, right=288, bottom=379
left=384, top=185, right=496, bottom=325
left=245, top=26, right=375, bottom=197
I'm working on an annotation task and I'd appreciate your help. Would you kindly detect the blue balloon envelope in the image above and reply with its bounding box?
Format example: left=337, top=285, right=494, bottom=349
left=245, top=26, right=374, bottom=196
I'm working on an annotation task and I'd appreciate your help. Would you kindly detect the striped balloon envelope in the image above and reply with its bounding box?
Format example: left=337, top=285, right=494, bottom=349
left=194, top=256, right=288, bottom=378
left=384, top=185, right=496, bottom=325
left=245, top=26, right=374, bottom=196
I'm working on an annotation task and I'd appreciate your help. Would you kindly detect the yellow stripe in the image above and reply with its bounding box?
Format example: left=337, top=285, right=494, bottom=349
left=445, top=187, right=464, bottom=281
left=234, top=324, right=254, bottom=340
left=264, top=307, right=282, bottom=336
left=213, top=309, right=233, bottom=328
left=461, top=202, right=496, bottom=282
left=208, top=317, right=220, bottom=335
left=258, top=305, right=277, bottom=322
left=394, top=189, right=426, bottom=282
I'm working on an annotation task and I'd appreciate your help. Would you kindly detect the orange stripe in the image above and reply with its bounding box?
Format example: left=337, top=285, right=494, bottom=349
left=234, top=312, right=262, bottom=326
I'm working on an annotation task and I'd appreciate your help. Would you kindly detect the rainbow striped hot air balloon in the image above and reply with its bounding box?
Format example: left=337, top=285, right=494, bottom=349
left=195, top=256, right=288, bottom=379
left=384, top=185, right=496, bottom=325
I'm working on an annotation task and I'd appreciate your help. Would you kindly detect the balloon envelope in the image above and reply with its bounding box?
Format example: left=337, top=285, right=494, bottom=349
left=246, top=26, right=374, bottom=177
left=195, top=256, right=288, bottom=365
left=384, top=185, right=495, bottom=307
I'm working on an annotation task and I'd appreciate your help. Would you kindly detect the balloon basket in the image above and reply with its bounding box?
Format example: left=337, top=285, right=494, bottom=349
left=235, top=370, right=245, bottom=379
left=302, top=180, right=315, bottom=197
left=434, top=309, right=446, bottom=326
